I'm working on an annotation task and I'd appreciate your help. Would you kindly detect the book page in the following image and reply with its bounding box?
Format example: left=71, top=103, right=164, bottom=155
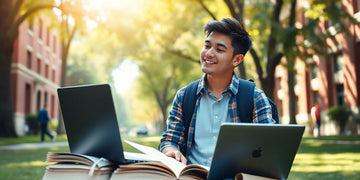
left=46, top=152, right=115, bottom=167
left=123, top=151, right=160, bottom=162
left=124, top=140, right=186, bottom=178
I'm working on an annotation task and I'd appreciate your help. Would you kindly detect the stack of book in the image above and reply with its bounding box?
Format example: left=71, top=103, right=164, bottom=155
left=42, top=152, right=116, bottom=180
left=41, top=141, right=276, bottom=180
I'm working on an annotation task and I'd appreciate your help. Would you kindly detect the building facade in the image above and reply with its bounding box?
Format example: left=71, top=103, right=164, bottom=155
left=275, top=0, right=360, bottom=135
left=11, top=15, right=62, bottom=135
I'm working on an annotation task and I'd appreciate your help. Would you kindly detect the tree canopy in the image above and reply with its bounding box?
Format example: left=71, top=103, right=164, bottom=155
left=1, top=0, right=356, bottom=136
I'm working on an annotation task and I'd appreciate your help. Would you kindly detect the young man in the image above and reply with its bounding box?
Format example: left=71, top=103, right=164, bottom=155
left=159, top=18, right=275, bottom=166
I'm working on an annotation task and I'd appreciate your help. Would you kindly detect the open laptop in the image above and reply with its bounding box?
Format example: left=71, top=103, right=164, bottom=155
left=207, top=123, right=305, bottom=180
left=57, top=83, right=153, bottom=164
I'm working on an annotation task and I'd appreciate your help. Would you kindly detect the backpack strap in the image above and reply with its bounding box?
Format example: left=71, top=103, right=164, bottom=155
left=182, top=80, right=200, bottom=128
left=181, top=79, right=200, bottom=155
left=236, top=79, right=255, bottom=123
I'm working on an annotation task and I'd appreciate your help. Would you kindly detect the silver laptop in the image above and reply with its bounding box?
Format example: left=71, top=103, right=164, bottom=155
left=207, top=123, right=305, bottom=180
left=57, top=83, right=151, bottom=164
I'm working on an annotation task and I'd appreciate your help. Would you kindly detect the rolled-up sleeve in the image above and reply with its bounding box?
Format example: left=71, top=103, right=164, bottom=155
left=159, top=88, right=187, bottom=152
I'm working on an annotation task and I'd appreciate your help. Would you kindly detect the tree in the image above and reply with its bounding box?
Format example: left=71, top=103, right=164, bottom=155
left=55, top=0, right=98, bottom=134
left=195, top=0, right=354, bottom=124
left=0, top=0, right=89, bottom=137
left=97, top=0, right=204, bottom=131
left=0, top=0, right=57, bottom=137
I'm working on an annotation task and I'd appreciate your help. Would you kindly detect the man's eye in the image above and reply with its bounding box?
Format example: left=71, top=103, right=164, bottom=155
left=217, top=49, right=224, bottom=52
left=204, top=45, right=210, bottom=48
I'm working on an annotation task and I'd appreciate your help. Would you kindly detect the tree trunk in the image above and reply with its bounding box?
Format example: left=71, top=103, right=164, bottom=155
left=0, top=43, right=17, bottom=137
left=160, top=102, right=168, bottom=132
left=56, top=41, right=69, bottom=135
left=287, top=0, right=298, bottom=124
left=56, top=21, right=78, bottom=135
left=288, top=66, right=297, bottom=124
left=0, top=0, right=18, bottom=137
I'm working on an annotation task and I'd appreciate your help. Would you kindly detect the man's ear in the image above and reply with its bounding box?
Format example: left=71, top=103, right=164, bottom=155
left=232, top=54, right=244, bottom=67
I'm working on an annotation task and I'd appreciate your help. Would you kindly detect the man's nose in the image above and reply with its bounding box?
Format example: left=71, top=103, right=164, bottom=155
left=205, top=48, right=215, bottom=57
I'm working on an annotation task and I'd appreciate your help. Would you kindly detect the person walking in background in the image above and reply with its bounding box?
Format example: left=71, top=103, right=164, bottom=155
left=311, top=103, right=321, bottom=137
left=38, top=103, right=55, bottom=142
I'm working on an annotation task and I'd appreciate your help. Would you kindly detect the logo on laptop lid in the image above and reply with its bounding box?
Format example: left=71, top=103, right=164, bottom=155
left=252, top=147, right=262, bottom=158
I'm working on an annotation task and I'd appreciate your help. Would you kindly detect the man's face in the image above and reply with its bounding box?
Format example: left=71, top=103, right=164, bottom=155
left=200, top=31, right=238, bottom=77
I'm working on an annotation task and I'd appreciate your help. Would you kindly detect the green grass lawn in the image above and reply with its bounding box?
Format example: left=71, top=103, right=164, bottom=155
left=0, top=134, right=69, bottom=145
left=288, top=136, right=360, bottom=180
left=0, top=135, right=359, bottom=180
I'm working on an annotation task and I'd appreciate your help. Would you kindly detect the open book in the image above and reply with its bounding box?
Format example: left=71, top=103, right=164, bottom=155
left=42, top=152, right=117, bottom=180
left=109, top=140, right=276, bottom=180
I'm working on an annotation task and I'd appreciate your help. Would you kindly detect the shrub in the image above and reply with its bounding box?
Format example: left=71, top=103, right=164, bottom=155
left=327, top=106, right=351, bottom=134
left=48, top=120, right=59, bottom=133
left=25, top=113, right=39, bottom=135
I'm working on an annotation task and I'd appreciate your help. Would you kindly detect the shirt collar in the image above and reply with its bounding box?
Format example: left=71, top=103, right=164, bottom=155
left=197, top=72, right=240, bottom=96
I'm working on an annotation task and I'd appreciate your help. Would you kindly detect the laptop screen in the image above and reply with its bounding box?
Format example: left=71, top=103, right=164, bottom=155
left=207, top=123, right=305, bottom=180
left=57, top=84, right=126, bottom=163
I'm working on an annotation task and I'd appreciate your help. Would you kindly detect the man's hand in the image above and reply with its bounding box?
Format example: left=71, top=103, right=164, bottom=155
left=161, top=146, right=187, bottom=165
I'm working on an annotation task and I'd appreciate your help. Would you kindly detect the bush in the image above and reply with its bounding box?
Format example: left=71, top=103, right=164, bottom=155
left=327, top=106, right=351, bottom=134
left=25, top=113, right=39, bottom=135
left=48, top=120, right=59, bottom=133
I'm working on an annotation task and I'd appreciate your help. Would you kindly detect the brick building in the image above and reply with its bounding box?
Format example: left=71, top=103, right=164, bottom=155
left=275, top=0, right=360, bottom=135
left=11, top=15, right=62, bottom=135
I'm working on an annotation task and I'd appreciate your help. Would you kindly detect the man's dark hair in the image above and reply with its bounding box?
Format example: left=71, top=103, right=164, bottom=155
left=204, top=18, right=252, bottom=56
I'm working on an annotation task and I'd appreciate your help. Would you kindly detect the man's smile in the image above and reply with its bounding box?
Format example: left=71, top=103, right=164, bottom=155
left=203, top=58, right=216, bottom=65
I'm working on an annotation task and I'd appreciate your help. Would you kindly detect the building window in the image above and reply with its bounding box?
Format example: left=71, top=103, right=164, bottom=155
left=44, top=91, right=48, bottom=107
left=53, top=36, right=57, bottom=53
left=52, top=69, right=56, bottom=82
left=25, top=84, right=31, bottom=114
left=39, top=19, right=43, bottom=39
left=51, top=95, right=55, bottom=118
left=36, top=91, right=41, bottom=112
left=45, top=64, right=49, bottom=78
left=336, top=84, right=344, bottom=105
left=313, top=91, right=319, bottom=104
left=310, top=63, right=318, bottom=79
left=26, top=51, right=32, bottom=69
left=37, top=58, right=41, bottom=74
left=333, top=53, right=344, bottom=73
left=46, top=31, right=50, bottom=46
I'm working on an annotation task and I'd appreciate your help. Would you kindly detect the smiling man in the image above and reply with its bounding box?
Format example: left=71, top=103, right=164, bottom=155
left=159, top=18, right=275, bottom=166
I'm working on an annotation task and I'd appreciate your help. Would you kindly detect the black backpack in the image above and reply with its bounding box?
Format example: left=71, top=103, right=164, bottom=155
left=179, top=79, right=279, bottom=154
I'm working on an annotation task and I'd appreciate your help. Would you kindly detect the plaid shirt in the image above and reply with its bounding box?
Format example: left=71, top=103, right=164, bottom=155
left=159, top=73, right=275, bottom=157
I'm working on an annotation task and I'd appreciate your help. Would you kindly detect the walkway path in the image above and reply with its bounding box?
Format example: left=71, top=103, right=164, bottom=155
left=1, top=138, right=359, bottom=150
left=0, top=142, right=68, bottom=150
left=303, top=139, right=360, bottom=145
